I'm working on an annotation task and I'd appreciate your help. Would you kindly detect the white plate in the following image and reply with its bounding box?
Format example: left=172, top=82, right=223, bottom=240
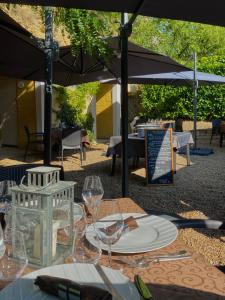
left=0, top=263, right=139, bottom=300
left=86, top=213, right=178, bottom=253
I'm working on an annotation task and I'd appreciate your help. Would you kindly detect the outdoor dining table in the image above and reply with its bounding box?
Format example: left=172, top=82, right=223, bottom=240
left=0, top=197, right=225, bottom=299
left=106, top=131, right=194, bottom=175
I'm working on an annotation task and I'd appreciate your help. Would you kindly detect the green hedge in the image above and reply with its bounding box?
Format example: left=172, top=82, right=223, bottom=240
left=139, top=55, right=225, bottom=120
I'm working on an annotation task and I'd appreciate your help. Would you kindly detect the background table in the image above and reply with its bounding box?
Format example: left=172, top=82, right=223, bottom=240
left=107, top=132, right=194, bottom=175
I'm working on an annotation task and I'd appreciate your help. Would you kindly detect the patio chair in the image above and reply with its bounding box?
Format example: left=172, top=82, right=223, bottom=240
left=24, top=126, right=44, bottom=161
left=0, top=163, right=64, bottom=184
left=174, top=118, right=183, bottom=132
left=162, top=122, right=175, bottom=130
left=210, top=119, right=221, bottom=144
left=219, top=122, right=225, bottom=147
left=61, top=129, right=83, bottom=165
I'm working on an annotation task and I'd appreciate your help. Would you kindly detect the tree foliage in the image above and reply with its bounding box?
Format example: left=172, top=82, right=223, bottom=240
left=54, top=9, right=112, bottom=58
left=140, top=55, right=225, bottom=121
left=40, top=8, right=225, bottom=122
left=132, top=17, right=225, bottom=64
left=134, top=18, right=225, bottom=121
left=54, top=82, right=100, bottom=132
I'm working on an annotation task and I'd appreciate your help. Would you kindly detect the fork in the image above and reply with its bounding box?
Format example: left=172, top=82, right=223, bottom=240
left=116, top=250, right=190, bottom=268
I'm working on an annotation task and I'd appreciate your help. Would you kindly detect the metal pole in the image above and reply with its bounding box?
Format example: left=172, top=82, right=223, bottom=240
left=120, top=13, right=130, bottom=197
left=44, top=7, right=53, bottom=165
left=193, top=51, right=198, bottom=149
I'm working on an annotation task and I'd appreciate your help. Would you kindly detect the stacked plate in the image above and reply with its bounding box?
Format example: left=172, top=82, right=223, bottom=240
left=86, top=213, right=178, bottom=253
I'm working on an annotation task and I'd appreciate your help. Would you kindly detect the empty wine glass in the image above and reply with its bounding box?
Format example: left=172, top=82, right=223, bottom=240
left=53, top=202, right=85, bottom=242
left=0, top=230, right=28, bottom=282
left=72, top=216, right=101, bottom=264
left=0, top=180, right=16, bottom=230
left=0, top=225, right=5, bottom=259
left=82, top=176, right=104, bottom=221
left=94, top=199, right=124, bottom=267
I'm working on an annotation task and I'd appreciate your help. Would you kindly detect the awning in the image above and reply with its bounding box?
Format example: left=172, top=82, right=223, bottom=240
left=0, top=1, right=225, bottom=27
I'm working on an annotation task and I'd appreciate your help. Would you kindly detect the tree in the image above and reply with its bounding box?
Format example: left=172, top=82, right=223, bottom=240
left=132, top=17, right=225, bottom=66
left=54, top=9, right=113, bottom=58
left=139, top=54, right=225, bottom=121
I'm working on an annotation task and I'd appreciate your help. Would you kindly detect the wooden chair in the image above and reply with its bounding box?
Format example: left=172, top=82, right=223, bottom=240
left=24, top=126, right=44, bottom=161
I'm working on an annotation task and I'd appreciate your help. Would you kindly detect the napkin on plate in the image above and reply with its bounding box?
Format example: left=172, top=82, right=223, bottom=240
left=100, top=216, right=138, bottom=236
left=134, top=275, right=154, bottom=300
left=34, top=275, right=112, bottom=300
left=123, top=216, right=138, bottom=233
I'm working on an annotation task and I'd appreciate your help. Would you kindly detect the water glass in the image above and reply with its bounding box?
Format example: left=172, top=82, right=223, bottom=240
left=0, top=230, right=28, bottom=282
left=94, top=199, right=124, bottom=267
left=82, top=176, right=104, bottom=221
left=0, top=181, right=16, bottom=231
left=0, top=225, right=5, bottom=259
left=72, top=218, right=101, bottom=264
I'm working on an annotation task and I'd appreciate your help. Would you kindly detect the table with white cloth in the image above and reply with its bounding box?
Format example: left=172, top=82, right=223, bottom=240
left=106, top=131, right=194, bottom=175
left=1, top=198, right=225, bottom=300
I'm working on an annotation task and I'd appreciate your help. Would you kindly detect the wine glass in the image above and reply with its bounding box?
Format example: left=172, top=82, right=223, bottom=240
left=0, top=225, right=5, bottom=259
left=72, top=215, right=101, bottom=264
left=52, top=202, right=84, bottom=246
left=0, top=180, right=16, bottom=230
left=94, top=199, right=124, bottom=267
left=0, top=230, right=28, bottom=283
left=82, top=176, right=104, bottom=221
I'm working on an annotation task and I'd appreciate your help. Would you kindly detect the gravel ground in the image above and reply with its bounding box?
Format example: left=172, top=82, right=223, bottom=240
left=1, top=129, right=225, bottom=267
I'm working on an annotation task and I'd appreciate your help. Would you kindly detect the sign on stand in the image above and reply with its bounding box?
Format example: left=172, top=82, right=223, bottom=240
left=145, top=129, right=174, bottom=185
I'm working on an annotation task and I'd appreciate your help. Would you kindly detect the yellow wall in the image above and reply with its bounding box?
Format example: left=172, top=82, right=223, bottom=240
left=16, top=80, right=37, bottom=147
left=96, top=84, right=113, bottom=138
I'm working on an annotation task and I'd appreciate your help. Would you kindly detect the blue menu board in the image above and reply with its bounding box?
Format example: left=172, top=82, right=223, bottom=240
left=145, top=129, right=174, bottom=185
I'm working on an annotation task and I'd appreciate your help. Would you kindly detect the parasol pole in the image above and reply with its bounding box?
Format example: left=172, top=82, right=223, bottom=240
left=120, top=12, right=129, bottom=197
left=193, top=51, right=198, bottom=149
left=120, top=0, right=145, bottom=197
left=44, top=7, right=53, bottom=165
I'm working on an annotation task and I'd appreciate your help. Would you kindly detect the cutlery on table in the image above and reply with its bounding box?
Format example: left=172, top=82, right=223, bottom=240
left=95, top=264, right=124, bottom=300
left=98, top=213, right=150, bottom=223
left=115, top=250, right=191, bottom=268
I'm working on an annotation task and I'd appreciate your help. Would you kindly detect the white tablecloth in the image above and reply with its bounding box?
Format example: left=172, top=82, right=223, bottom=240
left=108, top=132, right=193, bottom=150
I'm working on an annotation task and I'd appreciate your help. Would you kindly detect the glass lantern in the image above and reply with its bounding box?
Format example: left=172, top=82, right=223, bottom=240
left=10, top=166, right=76, bottom=267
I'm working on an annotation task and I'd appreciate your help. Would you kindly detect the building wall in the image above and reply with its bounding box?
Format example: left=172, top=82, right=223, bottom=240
left=112, top=84, right=121, bottom=136
left=35, top=82, right=44, bottom=133
left=0, top=77, right=17, bottom=146
left=16, top=80, right=37, bottom=147
left=96, top=84, right=113, bottom=139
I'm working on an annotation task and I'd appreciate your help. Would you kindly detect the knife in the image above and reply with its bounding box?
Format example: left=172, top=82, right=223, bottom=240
left=95, top=264, right=124, bottom=300
left=98, top=213, right=150, bottom=223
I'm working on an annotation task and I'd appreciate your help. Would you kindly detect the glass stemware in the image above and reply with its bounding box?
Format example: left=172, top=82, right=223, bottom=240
left=0, top=225, right=5, bottom=259
left=94, top=199, right=124, bottom=267
left=0, top=230, right=28, bottom=282
left=82, top=176, right=104, bottom=221
left=72, top=215, right=101, bottom=264
left=0, top=180, right=16, bottom=230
